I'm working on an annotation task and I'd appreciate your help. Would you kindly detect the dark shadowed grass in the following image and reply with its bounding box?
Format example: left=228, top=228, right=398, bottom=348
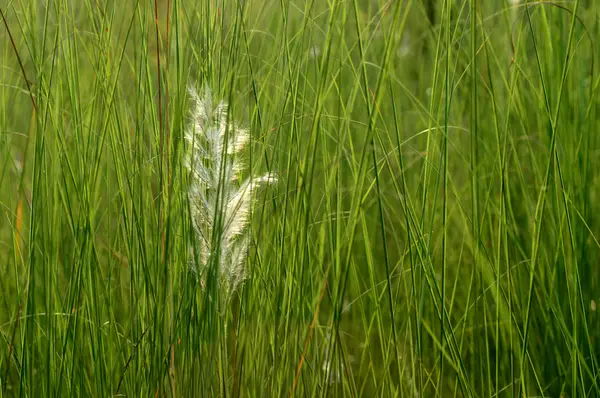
left=1, top=0, right=599, bottom=396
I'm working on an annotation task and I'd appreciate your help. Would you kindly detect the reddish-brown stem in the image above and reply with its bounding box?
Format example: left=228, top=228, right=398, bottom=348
left=290, top=278, right=328, bottom=396
left=0, top=6, right=36, bottom=112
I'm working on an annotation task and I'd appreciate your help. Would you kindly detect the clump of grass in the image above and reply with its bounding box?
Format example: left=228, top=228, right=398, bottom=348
left=2, top=1, right=600, bottom=396
left=184, top=85, right=276, bottom=297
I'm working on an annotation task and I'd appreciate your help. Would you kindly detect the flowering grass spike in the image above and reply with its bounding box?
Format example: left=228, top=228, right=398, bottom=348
left=185, top=85, right=276, bottom=295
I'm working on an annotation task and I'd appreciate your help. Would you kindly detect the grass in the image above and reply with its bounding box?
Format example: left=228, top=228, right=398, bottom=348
left=1, top=0, right=599, bottom=396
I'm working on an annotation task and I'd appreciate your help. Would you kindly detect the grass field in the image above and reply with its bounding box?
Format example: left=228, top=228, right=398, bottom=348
left=1, top=0, right=600, bottom=396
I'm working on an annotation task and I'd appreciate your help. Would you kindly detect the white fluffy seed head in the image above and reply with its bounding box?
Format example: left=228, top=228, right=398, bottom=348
left=185, top=85, right=276, bottom=296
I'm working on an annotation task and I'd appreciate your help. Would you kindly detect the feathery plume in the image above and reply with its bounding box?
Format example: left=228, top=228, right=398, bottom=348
left=185, top=85, right=276, bottom=295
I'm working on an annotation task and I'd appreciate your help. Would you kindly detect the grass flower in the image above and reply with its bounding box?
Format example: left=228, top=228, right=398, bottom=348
left=185, top=85, right=276, bottom=296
